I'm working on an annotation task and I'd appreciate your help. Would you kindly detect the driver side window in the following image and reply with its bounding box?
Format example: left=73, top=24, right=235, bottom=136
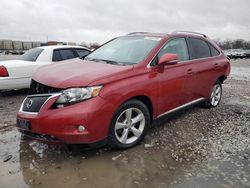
left=158, top=38, right=189, bottom=62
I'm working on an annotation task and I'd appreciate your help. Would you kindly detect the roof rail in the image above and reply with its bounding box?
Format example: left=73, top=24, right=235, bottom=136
left=127, top=32, right=150, bottom=35
left=172, top=31, right=207, bottom=38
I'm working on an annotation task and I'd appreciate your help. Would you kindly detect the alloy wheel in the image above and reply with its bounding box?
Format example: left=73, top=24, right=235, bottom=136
left=114, top=108, right=145, bottom=144
left=210, top=83, right=222, bottom=106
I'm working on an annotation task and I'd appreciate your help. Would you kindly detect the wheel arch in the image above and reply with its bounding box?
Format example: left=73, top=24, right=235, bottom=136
left=127, top=95, right=154, bottom=123
left=107, top=95, right=154, bottom=149
left=217, top=75, right=227, bottom=84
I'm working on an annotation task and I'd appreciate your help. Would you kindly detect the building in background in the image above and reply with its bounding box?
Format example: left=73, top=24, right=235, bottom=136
left=0, top=39, right=100, bottom=54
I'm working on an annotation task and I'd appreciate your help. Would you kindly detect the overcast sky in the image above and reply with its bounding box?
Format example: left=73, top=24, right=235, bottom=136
left=0, top=0, right=249, bottom=44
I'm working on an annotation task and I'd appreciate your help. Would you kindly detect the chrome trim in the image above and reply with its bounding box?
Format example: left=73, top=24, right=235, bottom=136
left=172, top=31, right=207, bottom=38
left=127, top=32, right=151, bottom=35
left=27, top=93, right=60, bottom=98
left=146, top=38, right=222, bottom=68
left=157, top=98, right=205, bottom=118
left=0, top=76, right=30, bottom=81
left=19, top=93, right=61, bottom=115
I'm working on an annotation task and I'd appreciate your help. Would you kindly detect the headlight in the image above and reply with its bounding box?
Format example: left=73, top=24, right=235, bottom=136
left=56, top=86, right=102, bottom=104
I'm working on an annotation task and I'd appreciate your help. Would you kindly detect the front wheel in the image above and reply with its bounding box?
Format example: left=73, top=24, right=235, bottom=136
left=108, top=99, right=150, bottom=149
left=203, top=81, right=222, bottom=108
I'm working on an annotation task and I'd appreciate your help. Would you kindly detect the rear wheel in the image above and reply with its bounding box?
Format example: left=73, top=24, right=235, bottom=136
left=203, top=81, right=222, bottom=108
left=108, top=99, right=150, bottom=149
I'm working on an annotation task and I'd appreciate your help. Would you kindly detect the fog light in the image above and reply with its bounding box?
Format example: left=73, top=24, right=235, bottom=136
left=77, top=125, right=85, bottom=132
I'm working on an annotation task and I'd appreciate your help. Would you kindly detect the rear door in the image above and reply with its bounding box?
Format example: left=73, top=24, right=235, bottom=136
left=186, top=37, right=221, bottom=99
left=155, top=37, right=195, bottom=115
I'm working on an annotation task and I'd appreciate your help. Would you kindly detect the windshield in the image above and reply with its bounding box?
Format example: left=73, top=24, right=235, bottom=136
left=19, top=48, right=44, bottom=61
left=86, top=36, right=161, bottom=65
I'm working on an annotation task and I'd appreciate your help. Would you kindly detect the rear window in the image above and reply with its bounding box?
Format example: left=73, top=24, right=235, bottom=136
left=19, top=48, right=44, bottom=61
left=187, top=38, right=211, bottom=59
left=209, top=43, right=220, bottom=56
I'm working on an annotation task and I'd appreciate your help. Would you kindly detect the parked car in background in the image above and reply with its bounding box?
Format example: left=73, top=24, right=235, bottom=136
left=17, top=31, right=230, bottom=149
left=231, top=49, right=247, bottom=59
left=245, top=50, right=250, bottom=58
left=224, top=50, right=233, bottom=59
left=224, top=49, right=249, bottom=59
left=0, top=45, right=90, bottom=91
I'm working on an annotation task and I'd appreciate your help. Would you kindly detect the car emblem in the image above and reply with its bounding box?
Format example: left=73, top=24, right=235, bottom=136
left=26, top=98, right=33, bottom=109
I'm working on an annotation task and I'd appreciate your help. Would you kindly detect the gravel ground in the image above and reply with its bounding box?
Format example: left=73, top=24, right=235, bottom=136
left=0, top=58, right=249, bottom=188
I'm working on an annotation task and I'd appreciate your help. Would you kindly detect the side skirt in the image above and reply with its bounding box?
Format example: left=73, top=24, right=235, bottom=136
left=156, top=98, right=206, bottom=119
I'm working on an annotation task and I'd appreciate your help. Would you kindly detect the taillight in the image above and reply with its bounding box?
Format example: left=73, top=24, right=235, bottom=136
left=0, top=65, right=9, bottom=77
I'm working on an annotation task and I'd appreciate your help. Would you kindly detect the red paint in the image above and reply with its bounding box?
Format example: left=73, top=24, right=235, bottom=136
left=17, top=32, right=230, bottom=144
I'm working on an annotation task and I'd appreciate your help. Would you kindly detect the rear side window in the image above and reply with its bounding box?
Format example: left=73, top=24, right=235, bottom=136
left=52, top=49, right=76, bottom=61
left=158, top=38, right=189, bottom=61
left=187, top=38, right=210, bottom=59
left=75, top=48, right=90, bottom=58
left=208, top=43, right=220, bottom=56
left=52, top=50, right=61, bottom=61
left=59, top=49, right=75, bottom=60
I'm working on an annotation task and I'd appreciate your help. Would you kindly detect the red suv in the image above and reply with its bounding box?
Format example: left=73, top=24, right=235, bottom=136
left=17, top=31, right=230, bottom=149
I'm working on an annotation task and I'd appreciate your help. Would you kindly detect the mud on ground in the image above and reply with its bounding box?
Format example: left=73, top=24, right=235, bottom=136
left=0, top=59, right=249, bottom=188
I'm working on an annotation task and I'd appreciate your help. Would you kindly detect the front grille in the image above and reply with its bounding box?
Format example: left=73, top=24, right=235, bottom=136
left=29, top=79, right=62, bottom=95
left=23, top=80, right=62, bottom=113
left=22, top=96, right=50, bottom=113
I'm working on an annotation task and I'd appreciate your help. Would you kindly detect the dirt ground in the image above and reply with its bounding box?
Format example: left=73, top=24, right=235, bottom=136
left=0, top=57, right=249, bottom=188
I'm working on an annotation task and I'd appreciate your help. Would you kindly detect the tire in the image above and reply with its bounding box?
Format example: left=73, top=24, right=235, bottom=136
left=21, top=134, right=30, bottom=141
left=108, top=99, right=150, bottom=149
left=202, top=81, right=222, bottom=108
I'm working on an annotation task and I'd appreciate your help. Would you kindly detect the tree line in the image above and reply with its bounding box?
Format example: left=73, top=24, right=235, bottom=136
left=214, top=39, right=250, bottom=50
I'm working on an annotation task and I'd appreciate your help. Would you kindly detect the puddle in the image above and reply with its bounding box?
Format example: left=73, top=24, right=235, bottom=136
left=0, top=128, right=195, bottom=188
left=0, top=109, right=249, bottom=188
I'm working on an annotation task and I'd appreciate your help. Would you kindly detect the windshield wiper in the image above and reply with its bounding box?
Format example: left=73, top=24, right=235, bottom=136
left=86, top=58, right=128, bottom=66
left=104, top=60, right=130, bottom=66
left=101, top=59, right=119, bottom=65
left=84, top=57, right=100, bottom=61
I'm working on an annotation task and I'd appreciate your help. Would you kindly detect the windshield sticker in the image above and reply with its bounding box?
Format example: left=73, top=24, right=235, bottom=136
left=144, top=37, right=161, bottom=41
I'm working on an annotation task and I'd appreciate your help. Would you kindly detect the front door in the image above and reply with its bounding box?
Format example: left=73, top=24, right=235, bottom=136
left=154, top=37, right=195, bottom=115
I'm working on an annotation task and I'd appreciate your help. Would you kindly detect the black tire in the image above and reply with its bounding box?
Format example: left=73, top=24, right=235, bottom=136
left=20, top=134, right=30, bottom=141
left=108, top=99, right=150, bottom=149
left=202, top=80, right=222, bottom=108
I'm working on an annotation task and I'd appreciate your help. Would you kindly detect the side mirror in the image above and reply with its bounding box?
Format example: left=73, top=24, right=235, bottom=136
left=158, top=53, right=179, bottom=66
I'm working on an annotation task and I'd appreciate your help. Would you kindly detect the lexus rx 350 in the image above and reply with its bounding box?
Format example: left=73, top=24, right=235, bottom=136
left=17, top=31, right=230, bottom=149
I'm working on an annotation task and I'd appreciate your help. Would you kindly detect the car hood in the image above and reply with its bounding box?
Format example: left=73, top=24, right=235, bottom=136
left=32, top=59, right=134, bottom=88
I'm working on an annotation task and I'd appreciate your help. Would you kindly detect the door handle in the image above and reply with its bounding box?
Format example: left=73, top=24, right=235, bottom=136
left=187, top=69, right=193, bottom=75
left=214, top=63, right=219, bottom=70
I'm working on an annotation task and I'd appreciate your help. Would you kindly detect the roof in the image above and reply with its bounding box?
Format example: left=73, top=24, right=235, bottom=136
left=38, top=45, right=89, bottom=50
left=127, top=32, right=168, bottom=38
left=126, top=31, right=208, bottom=39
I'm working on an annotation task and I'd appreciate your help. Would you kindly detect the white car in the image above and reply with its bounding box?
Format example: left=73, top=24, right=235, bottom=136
left=0, top=45, right=90, bottom=91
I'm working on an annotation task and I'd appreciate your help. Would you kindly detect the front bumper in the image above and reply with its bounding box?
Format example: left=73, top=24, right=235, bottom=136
left=17, top=94, right=115, bottom=144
